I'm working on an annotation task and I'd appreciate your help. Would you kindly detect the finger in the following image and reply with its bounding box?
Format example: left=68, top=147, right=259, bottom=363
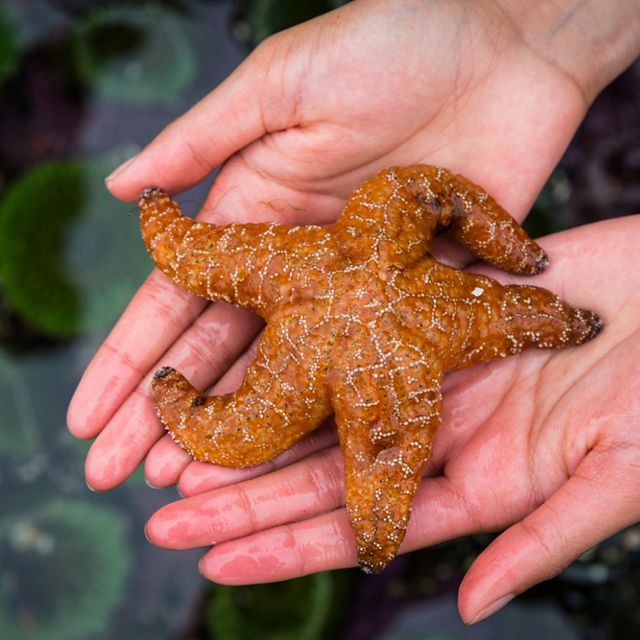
left=84, top=304, right=262, bottom=490
left=106, top=56, right=266, bottom=199
left=144, top=435, right=191, bottom=489
left=458, top=446, right=640, bottom=625
left=67, top=270, right=204, bottom=440
left=177, top=420, right=338, bottom=497
left=197, top=473, right=478, bottom=584
left=146, top=447, right=345, bottom=550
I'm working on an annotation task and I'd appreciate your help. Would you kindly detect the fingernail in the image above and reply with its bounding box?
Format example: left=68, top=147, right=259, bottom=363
left=198, top=557, right=206, bottom=575
left=145, top=477, right=161, bottom=490
left=85, top=479, right=103, bottom=493
left=105, top=153, right=139, bottom=185
left=144, top=523, right=152, bottom=544
left=467, top=593, right=515, bottom=625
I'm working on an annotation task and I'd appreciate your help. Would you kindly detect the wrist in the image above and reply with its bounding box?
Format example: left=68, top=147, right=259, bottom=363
left=495, top=0, right=640, bottom=102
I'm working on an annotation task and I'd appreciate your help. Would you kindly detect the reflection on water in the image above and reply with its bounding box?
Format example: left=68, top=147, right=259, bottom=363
left=0, top=1, right=638, bottom=639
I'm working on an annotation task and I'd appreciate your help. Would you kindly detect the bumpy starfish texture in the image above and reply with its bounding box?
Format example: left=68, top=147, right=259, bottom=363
left=139, top=165, right=603, bottom=573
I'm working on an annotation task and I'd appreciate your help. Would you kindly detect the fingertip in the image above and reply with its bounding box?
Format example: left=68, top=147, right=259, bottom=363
left=85, top=478, right=103, bottom=493
left=66, top=405, right=86, bottom=439
left=143, top=509, right=166, bottom=547
left=462, top=592, right=516, bottom=625
left=145, top=435, right=191, bottom=489
left=66, top=365, right=130, bottom=441
left=456, top=535, right=521, bottom=625
left=145, top=497, right=215, bottom=550
left=198, top=544, right=263, bottom=585
left=104, top=152, right=168, bottom=202
left=84, top=470, right=115, bottom=493
left=457, top=565, right=490, bottom=625
left=176, top=474, right=196, bottom=498
left=66, top=395, right=81, bottom=436
left=66, top=389, right=99, bottom=440
left=105, top=153, right=140, bottom=192
left=84, top=453, right=118, bottom=492
left=84, top=437, right=130, bottom=492
left=177, top=461, right=220, bottom=497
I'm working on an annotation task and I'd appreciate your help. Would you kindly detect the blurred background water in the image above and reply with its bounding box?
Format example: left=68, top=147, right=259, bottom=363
left=0, top=1, right=638, bottom=639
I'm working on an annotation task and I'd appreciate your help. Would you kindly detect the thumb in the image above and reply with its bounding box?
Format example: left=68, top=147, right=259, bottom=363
left=105, top=40, right=299, bottom=200
left=459, top=444, right=640, bottom=624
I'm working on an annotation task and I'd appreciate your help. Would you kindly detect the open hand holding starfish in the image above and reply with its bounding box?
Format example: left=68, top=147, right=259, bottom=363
left=140, top=165, right=600, bottom=573
left=67, top=0, right=640, bottom=624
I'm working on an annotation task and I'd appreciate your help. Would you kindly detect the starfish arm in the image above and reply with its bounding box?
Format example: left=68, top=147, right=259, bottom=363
left=443, top=273, right=604, bottom=370
left=329, top=319, right=443, bottom=573
left=151, top=312, right=333, bottom=467
left=139, top=188, right=338, bottom=317
left=435, top=170, right=548, bottom=276
left=331, top=165, right=546, bottom=274
left=389, top=258, right=603, bottom=371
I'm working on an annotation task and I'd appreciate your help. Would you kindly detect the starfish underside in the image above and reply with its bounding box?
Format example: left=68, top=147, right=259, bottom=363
left=139, top=165, right=602, bottom=573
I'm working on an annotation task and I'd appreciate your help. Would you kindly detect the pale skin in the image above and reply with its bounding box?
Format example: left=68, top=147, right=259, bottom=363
left=67, top=0, right=640, bottom=625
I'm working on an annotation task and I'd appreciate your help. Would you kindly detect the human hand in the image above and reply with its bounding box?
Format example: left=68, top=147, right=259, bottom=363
left=144, top=216, right=640, bottom=624
left=67, top=0, right=638, bottom=490
left=66, top=0, right=640, bottom=621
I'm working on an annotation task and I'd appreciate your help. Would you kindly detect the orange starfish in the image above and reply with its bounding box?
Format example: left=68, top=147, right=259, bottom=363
left=139, top=165, right=602, bottom=573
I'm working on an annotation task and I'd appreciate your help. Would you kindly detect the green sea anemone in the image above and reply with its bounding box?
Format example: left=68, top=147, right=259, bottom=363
left=73, top=5, right=196, bottom=106
left=0, top=161, right=152, bottom=338
left=206, top=571, right=348, bottom=640
left=0, top=498, right=129, bottom=640
left=0, top=9, right=19, bottom=88
left=0, top=349, right=40, bottom=456
left=241, top=0, right=349, bottom=47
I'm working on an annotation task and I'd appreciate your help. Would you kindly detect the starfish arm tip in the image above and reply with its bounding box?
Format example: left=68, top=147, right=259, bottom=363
left=139, top=186, right=163, bottom=202
left=532, top=251, right=549, bottom=274
left=574, top=308, right=604, bottom=343
left=359, top=562, right=385, bottom=575
left=153, top=365, right=176, bottom=380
